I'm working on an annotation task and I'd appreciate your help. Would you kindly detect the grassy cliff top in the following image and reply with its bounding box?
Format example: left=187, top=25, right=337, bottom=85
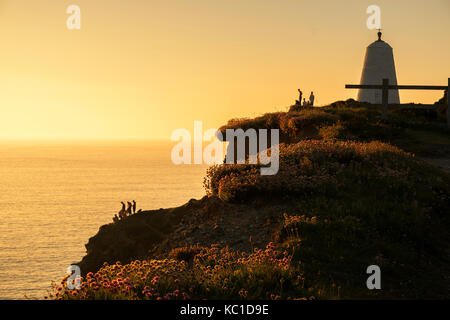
left=219, top=99, right=450, bottom=159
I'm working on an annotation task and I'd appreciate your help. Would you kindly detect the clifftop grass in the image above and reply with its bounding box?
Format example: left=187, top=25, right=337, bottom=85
left=202, top=139, right=450, bottom=298
left=219, top=99, right=450, bottom=156
left=204, top=139, right=449, bottom=202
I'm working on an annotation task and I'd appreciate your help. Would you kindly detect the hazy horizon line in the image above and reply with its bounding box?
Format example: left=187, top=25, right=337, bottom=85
left=0, top=138, right=174, bottom=146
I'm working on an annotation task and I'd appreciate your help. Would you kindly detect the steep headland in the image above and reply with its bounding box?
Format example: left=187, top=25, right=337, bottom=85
left=68, top=99, right=450, bottom=299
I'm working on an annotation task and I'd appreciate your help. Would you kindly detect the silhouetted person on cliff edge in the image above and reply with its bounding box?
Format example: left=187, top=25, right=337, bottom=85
left=119, top=202, right=126, bottom=219
left=302, top=98, right=307, bottom=106
left=126, top=202, right=132, bottom=216
left=113, top=214, right=119, bottom=223
left=309, top=91, right=315, bottom=106
left=297, top=89, right=303, bottom=105
left=132, top=200, right=136, bottom=214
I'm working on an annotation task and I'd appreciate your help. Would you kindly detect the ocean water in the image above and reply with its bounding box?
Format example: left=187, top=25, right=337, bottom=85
left=0, top=141, right=208, bottom=299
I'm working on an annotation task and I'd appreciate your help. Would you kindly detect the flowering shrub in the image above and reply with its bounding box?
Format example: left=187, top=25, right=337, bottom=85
left=204, top=139, right=434, bottom=202
left=219, top=109, right=338, bottom=142
left=51, top=243, right=317, bottom=300
left=279, top=213, right=318, bottom=240
left=318, top=121, right=346, bottom=141
left=169, top=245, right=203, bottom=265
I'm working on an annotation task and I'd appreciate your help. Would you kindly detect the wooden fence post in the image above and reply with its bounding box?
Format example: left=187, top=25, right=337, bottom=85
left=447, top=78, right=450, bottom=129
left=382, top=78, right=389, bottom=119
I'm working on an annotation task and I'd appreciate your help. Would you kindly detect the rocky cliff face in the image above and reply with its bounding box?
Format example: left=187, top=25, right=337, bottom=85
left=77, top=196, right=284, bottom=275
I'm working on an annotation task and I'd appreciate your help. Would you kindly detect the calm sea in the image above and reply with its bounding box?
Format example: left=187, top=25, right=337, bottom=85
left=0, top=141, right=208, bottom=299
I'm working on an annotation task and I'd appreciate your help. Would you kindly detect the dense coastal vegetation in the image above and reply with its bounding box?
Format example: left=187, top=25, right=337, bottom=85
left=51, top=98, right=450, bottom=300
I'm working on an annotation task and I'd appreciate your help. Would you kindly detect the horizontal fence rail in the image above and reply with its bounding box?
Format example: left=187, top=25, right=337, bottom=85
left=345, top=78, right=449, bottom=128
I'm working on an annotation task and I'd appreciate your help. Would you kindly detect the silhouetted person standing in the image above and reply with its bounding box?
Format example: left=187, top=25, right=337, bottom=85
left=302, top=98, right=307, bottom=106
left=132, top=200, right=136, bottom=214
left=126, top=202, right=132, bottom=216
left=297, top=89, right=303, bottom=105
left=119, top=202, right=126, bottom=218
left=309, top=91, right=315, bottom=106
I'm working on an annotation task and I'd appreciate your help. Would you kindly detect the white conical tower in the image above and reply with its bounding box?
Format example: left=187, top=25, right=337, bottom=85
left=358, top=31, right=400, bottom=104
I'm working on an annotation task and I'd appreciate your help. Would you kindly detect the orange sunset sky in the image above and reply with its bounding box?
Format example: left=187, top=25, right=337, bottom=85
left=0, top=0, right=448, bottom=140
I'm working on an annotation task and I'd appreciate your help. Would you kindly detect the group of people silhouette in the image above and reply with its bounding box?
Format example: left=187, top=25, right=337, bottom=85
left=296, top=89, right=315, bottom=107
left=113, top=200, right=141, bottom=222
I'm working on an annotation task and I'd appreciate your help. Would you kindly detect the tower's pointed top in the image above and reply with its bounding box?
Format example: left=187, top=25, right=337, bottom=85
left=377, top=29, right=383, bottom=41
left=367, top=28, right=391, bottom=48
